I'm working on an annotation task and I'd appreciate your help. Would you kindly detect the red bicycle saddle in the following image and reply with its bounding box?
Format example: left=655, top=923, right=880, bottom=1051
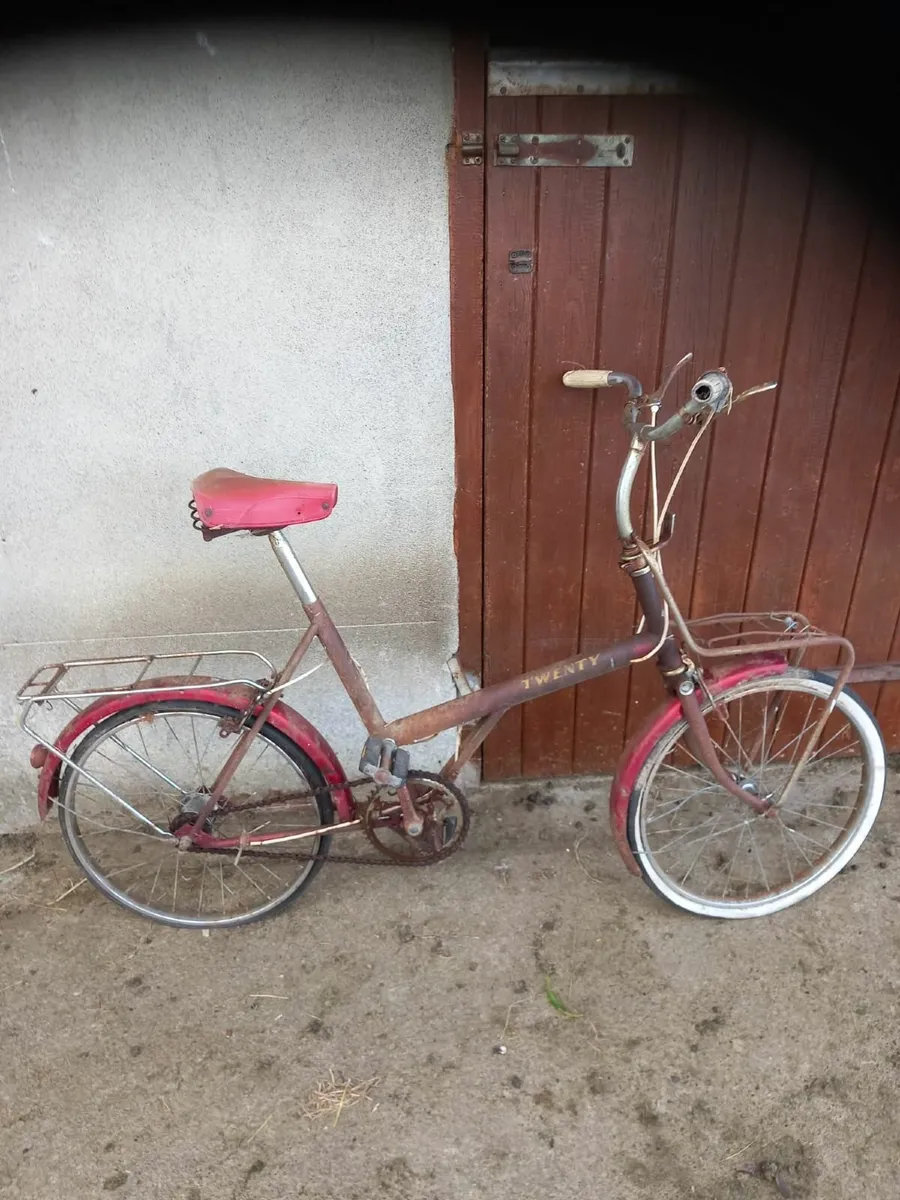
left=191, top=468, right=338, bottom=533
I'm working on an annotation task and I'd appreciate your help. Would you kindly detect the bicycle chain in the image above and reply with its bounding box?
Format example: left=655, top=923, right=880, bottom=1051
left=190, top=772, right=468, bottom=868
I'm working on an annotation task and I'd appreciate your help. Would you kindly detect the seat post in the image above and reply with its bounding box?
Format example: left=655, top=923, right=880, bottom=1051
left=268, top=531, right=318, bottom=605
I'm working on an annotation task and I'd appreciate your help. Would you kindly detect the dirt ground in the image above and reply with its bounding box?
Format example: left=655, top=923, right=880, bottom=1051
left=2, top=775, right=900, bottom=1200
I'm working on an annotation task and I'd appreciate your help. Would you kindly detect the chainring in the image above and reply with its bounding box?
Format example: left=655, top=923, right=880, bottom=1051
left=362, top=770, right=470, bottom=864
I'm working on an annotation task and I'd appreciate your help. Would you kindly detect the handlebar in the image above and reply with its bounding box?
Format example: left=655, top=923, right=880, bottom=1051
left=562, top=369, right=641, bottom=398
left=562, top=364, right=776, bottom=443
left=563, top=358, right=777, bottom=541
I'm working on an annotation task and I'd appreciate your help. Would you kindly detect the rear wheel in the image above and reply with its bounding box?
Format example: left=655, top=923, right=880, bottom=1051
left=57, top=700, right=335, bottom=929
left=627, top=669, right=885, bottom=918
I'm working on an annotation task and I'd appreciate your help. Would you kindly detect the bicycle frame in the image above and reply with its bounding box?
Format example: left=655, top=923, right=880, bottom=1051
left=187, top=418, right=815, bottom=839
left=186, top=529, right=666, bottom=833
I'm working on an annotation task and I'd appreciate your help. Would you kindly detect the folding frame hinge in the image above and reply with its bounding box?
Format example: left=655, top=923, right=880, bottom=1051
left=447, top=655, right=481, bottom=697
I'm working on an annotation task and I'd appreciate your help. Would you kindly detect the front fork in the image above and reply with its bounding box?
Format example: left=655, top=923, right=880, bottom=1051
left=677, top=677, right=772, bottom=814
left=627, top=552, right=774, bottom=818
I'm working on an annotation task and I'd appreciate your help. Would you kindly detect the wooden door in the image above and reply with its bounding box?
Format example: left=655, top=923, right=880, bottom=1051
left=481, top=71, right=900, bottom=780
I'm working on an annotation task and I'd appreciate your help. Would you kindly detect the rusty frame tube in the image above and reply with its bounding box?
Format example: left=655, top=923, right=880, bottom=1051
left=189, top=619, right=323, bottom=832
left=381, top=634, right=658, bottom=748
left=440, top=708, right=510, bottom=782
left=303, top=600, right=385, bottom=732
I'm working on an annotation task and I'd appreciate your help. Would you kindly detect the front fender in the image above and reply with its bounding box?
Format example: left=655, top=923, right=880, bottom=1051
left=609, top=654, right=788, bottom=875
left=32, top=676, right=353, bottom=822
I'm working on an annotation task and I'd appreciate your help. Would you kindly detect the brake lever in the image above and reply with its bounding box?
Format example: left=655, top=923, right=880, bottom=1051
left=733, top=380, right=778, bottom=405
left=647, top=351, right=693, bottom=407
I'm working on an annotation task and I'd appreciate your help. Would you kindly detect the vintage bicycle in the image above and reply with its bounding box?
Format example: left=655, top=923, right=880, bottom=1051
left=16, top=355, right=886, bottom=928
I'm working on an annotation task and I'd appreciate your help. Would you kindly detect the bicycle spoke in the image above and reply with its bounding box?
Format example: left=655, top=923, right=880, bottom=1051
left=656, top=761, right=717, bottom=784
left=758, top=696, right=770, bottom=780
left=96, top=732, right=188, bottom=800
left=195, top=715, right=225, bottom=785
left=161, top=716, right=204, bottom=788
left=710, top=697, right=757, bottom=777
left=679, top=810, right=727, bottom=886
left=148, top=856, right=165, bottom=903
left=780, top=824, right=831, bottom=851
left=772, top=717, right=844, bottom=764
left=653, top=815, right=750, bottom=858
left=190, top=716, right=209, bottom=792
left=721, top=823, right=746, bottom=897
left=792, top=799, right=855, bottom=810
left=747, top=823, right=770, bottom=894
left=780, top=822, right=816, bottom=867
left=647, top=782, right=720, bottom=824
left=778, top=820, right=796, bottom=884
left=65, top=803, right=172, bottom=842
left=254, top=858, right=291, bottom=884
left=787, top=811, right=850, bottom=833
left=234, top=862, right=272, bottom=900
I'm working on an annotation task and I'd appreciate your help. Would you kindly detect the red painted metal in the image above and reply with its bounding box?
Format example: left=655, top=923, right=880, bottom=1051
left=191, top=469, right=338, bottom=531
left=33, top=676, right=354, bottom=822
left=608, top=654, right=788, bottom=875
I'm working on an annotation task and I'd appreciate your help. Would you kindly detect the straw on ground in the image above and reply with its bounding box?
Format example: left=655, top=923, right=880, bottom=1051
left=303, top=1069, right=380, bottom=1127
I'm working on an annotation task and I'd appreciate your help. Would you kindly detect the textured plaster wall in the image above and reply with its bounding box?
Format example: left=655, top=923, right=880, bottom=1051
left=0, top=24, right=458, bottom=831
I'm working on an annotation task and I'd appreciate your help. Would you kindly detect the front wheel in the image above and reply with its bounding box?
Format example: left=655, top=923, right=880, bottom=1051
left=627, top=668, right=885, bottom=919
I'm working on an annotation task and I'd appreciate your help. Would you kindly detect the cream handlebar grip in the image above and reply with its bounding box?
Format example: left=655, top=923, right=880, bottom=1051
left=562, top=369, right=613, bottom=388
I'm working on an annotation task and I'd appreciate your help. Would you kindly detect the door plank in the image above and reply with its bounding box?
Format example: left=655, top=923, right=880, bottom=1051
left=691, top=130, right=812, bottom=620
left=573, top=95, right=682, bottom=773
left=797, top=223, right=900, bottom=666
left=482, top=95, right=539, bottom=778
left=520, top=96, right=611, bottom=777
left=624, top=98, right=750, bottom=746
left=743, top=169, right=869, bottom=617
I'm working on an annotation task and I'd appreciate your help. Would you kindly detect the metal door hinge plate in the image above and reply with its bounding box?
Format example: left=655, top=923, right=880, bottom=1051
left=495, top=133, right=633, bottom=167
left=460, top=131, right=484, bottom=165
left=488, top=57, right=690, bottom=97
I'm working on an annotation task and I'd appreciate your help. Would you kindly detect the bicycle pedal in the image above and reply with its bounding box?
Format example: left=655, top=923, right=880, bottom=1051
left=359, top=736, right=410, bottom=788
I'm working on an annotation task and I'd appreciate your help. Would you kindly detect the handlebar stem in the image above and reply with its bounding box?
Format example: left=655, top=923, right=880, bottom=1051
left=615, top=437, right=645, bottom=540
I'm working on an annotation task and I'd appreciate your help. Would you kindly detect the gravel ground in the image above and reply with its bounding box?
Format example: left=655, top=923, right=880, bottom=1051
left=2, top=775, right=899, bottom=1200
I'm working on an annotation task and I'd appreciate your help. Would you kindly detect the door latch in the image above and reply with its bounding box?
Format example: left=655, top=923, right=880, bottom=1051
left=495, top=133, right=634, bottom=167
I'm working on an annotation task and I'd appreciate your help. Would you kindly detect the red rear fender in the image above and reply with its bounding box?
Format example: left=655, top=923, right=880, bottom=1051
left=31, top=677, right=353, bottom=821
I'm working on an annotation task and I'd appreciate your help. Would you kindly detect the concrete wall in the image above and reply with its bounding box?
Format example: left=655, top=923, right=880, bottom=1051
left=0, top=24, right=458, bottom=832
